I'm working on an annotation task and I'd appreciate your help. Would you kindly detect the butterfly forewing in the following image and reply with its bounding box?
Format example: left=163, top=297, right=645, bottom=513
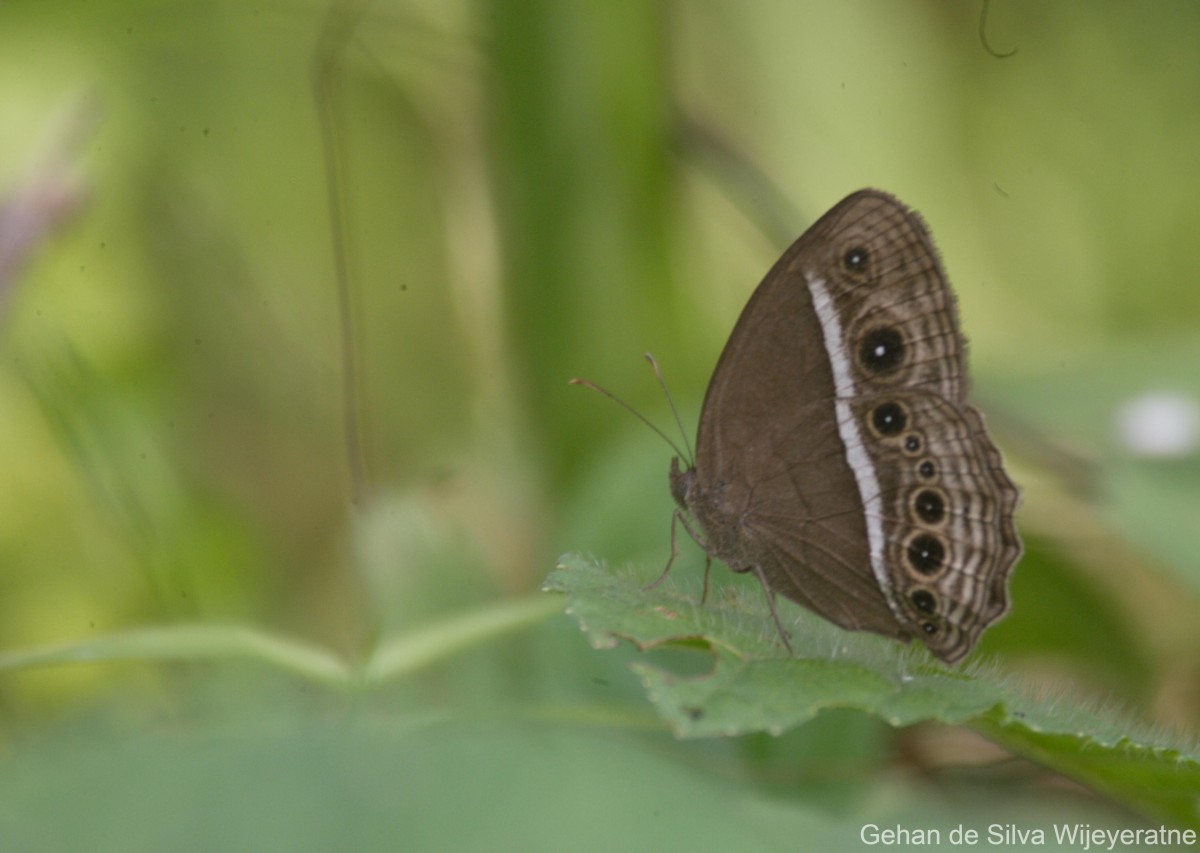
left=803, top=192, right=969, bottom=404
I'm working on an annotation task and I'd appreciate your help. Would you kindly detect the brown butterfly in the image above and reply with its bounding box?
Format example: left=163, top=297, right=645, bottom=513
left=665, top=190, right=1021, bottom=663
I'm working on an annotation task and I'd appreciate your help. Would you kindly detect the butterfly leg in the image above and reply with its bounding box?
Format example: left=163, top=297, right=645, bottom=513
left=644, top=508, right=686, bottom=590
left=645, top=508, right=711, bottom=597
left=751, top=565, right=795, bottom=655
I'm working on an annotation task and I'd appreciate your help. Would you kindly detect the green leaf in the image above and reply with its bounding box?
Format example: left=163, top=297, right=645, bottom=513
left=545, top=554, right=1200, bottom=829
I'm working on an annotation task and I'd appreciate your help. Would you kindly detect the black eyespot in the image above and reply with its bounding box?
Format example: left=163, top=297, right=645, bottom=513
left=858, top=327, right=906, bottom=374
left=907, top=533, right=945, bottom=575
left=843, top=246, right=869, bottom=272
left=871, top=401, right=907, bottom=436
left=911, top=589, right=937, bottom=614
left=904, top=434, right=922, bottom=453
left=921, top=622, right=938, bottom=635
left=918, top=460, right=936, bottom=480
left=914, top=489, right=946, bottom=524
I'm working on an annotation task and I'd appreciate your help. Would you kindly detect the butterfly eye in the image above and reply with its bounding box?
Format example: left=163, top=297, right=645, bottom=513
left=843, top=246, right=870, bottom=272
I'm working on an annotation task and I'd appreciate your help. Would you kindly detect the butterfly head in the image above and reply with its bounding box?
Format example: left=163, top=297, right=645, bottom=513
left=668, top=456, right=695, bottom=511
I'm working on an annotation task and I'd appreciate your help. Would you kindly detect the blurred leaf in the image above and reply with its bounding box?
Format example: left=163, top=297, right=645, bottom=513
left=0, top=624, right=349, bottom=688
left=988, top=334, right=1200, bottom=589
left=484, top=0, right=681, bottom=489
left=0, top=711, right=1140, bottom=853
left=985, top=534, right=1151, bottom=691
left=1105, top=455, right=1200, bottom=593
left=0, top=593, right=560, bottom=692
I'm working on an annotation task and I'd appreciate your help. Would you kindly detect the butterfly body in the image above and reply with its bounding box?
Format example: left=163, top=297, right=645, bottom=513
left=673, top=190, right=1021, bottom=664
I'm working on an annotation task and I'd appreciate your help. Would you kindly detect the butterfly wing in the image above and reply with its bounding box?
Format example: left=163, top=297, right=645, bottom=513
left=687, top=190, right=1020, bottom=662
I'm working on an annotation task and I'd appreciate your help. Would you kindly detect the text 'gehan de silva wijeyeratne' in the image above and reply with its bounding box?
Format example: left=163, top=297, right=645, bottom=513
left=859, top=822, right=1196, bottom=849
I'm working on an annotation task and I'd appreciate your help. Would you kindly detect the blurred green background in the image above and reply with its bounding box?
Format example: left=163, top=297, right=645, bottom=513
left=1, top=0, right=1199, bottom=848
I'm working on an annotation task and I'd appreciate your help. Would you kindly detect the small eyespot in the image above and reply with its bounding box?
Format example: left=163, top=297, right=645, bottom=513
left=904, top=434, right=922, bottom=453
left=907, top=533, right=946, bottom=575
left=921, top=622, right=938, bottom=635
left=911, top=589, right=937, bottom=614
left=871, top=402, right=907, bottom=436
left=913, top=489, right=946, bottom=524
left=918, top=460, right=937, bottom=480
left=858, top=327, right=906, bottom=374
left=843, top=246, right=870, bottom=272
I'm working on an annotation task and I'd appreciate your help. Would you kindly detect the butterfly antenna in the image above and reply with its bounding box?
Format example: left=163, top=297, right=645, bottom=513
left=644, top=353, right=694, bottom=466
left=569, top=374, right=691, bottom=462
